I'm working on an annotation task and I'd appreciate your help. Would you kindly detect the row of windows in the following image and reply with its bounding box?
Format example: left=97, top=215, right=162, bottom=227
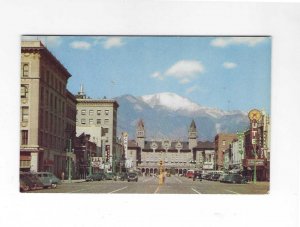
left=39, top=131, right=66, bottom=151
left=40, top=87, right=65, bottom=114
left=40, top=110, right=65, bottom=136
left=80, top=109, right=109, bottom=116
left=78, top=118, right=110, bottom=125
left=21, top=63, right=67, bottom=95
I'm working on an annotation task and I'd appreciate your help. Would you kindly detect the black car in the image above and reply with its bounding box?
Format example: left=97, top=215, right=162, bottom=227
left=127, top=172, right=138, bottom=182
left=223, top=174, right=248, bottom=184
left=211, top=173, right=221, bottom=181
left=117, top=172, right=128, bottom=181
left=20, top=172, right=44, bottom=191
left=86, top=173, right=105, bottom=181
left=194, top=172, right=202, bottom=181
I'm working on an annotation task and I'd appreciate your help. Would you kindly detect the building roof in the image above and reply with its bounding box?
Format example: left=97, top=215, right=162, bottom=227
left=21, top=41, right=71, bottom=79
left=195, top=141, right=215, bottom=149
left=76, top=98, right=119, bottom=108
left=190, top=119, right=197, bottom=129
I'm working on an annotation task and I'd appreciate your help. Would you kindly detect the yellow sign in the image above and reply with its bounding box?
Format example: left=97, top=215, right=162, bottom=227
left=248, top=109, right=262, bottom=121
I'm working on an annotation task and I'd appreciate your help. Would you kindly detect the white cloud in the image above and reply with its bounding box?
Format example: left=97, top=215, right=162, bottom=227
left=211, top=37, right=267, bottom=47
left=165, top=60, right=204, bottom=83
left=103, top=37, right=124, bottom=49
left=22, top=36, right=62, bottom=47
left=223, top=62, right=237, bottom=69
left=151, top=60, right=204, bottom=84
left=69, top=41, right=91, bottom=50
left=151, top=71, right=164, bottom=80
left=186, top=85, right=200, bottom=94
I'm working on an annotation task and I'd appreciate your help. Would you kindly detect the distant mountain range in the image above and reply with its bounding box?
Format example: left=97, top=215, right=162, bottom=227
left=115, top=92, right=249, bottom=141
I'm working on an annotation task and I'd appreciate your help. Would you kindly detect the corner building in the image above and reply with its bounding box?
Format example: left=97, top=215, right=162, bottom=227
left=75, top=87, right=119, bottom=172
left=20, top=41, right=76, bottom=176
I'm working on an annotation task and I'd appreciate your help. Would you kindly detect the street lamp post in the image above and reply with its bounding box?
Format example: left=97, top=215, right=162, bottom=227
left=89, top=152, right=92, bottom=176
left=67, top=138, right=72, bottom=183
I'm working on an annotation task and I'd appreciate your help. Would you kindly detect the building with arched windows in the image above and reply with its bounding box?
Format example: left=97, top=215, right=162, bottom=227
left=125, top=119, right=215, bottom=175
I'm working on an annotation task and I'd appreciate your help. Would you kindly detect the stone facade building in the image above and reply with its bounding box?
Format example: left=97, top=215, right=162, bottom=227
left=75, top=87, right=120, bottom=172
left=126, top=119, right=214, bottom=175
left=20, top=41, right=76, bottom=177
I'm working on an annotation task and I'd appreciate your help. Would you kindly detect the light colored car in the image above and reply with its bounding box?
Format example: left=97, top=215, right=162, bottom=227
left=35, top=172, right=61, bottom=188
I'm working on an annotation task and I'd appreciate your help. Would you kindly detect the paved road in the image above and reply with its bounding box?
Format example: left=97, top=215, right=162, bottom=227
left=27, top=175, right=269, bottom=194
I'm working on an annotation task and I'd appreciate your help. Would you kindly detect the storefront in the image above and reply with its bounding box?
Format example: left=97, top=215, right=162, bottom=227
left=243, top=158, right=267, bottom=181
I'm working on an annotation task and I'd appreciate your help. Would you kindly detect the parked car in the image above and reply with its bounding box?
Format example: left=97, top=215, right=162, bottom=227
left=204, top=173, right=213, bottom=180
left=221, top=174, right=248, bottom=184
left=127, top=172, right=138, bottom=182
left=86, top=173, right=105, bottom=181
left=35, top=172, right=61, bottom=188
left=20, top=172, right=44, bottom=191
left=104, top=172, right=115, bottom=180
left=117, top=172, right=128, bottom=181
left=211, top=173, right=221, bottom=181
left=219, top=174, right=229, bottom=182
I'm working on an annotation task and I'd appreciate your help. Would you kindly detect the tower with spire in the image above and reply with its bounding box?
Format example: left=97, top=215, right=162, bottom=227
left=76, top=84, right=86, bottom=99
left=188, top=119, right=198, bottom=150
left=136, top=119, right=145, bottom=149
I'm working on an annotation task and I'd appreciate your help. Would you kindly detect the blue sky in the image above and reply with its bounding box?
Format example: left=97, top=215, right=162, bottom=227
left=22, top=36, right=271, bottom=113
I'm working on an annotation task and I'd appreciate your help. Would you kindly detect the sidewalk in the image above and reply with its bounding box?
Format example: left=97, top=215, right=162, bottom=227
left=61, top=179, right=86, bottom=184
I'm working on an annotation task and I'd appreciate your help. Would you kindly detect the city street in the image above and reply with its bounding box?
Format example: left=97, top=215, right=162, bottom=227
left=27, top=175, right=269, bottom=194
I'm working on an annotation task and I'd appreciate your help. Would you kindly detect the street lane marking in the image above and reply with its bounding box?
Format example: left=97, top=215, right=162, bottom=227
left=108, top=186, right=128, bottom=194
left=224, top=189, right=239, bottom=194
left=70, top=188, right=87, bottom=193
left=191, top=188, right=202, bottom=194
left=154, top=186, right=160, bottom=194
left=174, top=177, right=182, bottom=184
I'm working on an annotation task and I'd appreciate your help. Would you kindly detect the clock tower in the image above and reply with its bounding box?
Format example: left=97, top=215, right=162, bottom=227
left=188, top=119, right=198, bottom=150
left=136, top=119, right=145, bottom=149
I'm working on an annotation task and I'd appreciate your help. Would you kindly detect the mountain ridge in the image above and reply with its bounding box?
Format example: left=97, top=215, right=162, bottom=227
left=115, top=93, right=249, bottom=141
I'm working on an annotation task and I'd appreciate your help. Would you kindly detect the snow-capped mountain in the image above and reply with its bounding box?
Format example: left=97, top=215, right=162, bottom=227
left=115, top=93, right=249, bottom=141
left=140, top=92, right=202, bottom=112
left=140, top=92, right=235, bottom=118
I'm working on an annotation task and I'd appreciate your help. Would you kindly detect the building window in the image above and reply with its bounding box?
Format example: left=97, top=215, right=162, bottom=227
left=81, top=119, right=86, bottom=125
left=21, top=130, right=28, bottom=145
left=104, top=119, right=109, bottom=125
left=81, top=110, right=86, bottom=115
left=46, top=70, right=50, bottom=84
left=40, top=87, right=44, bottom=106
left=39, top=131, right=43, bottom=145
left=50, top=93, right=53, bottom=108
left=89, top=110, right=94, bottom=115
left=89, top=119, right=93, bottom=125
left=105, top=110, right=109, bottom=115
left=222, top=140, right=226, bottom=146
left=97, top=110, right=101, bottom=115
left=21, top=106, right=29, bottom=122
left=21, top=85, right=29, bottom=98
left=45, top=111, right=48, bottom=130
left=97, top=119, right=101, bottom=125
left=54, top=96, right=57, bottom=110
left=22, top=63, right=29, bottom=77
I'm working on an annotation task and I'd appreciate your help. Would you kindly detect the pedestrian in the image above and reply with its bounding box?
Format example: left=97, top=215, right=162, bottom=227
left=193, top=171, right=197, bottom=181
left=61, top=171, right=65, bottom=182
